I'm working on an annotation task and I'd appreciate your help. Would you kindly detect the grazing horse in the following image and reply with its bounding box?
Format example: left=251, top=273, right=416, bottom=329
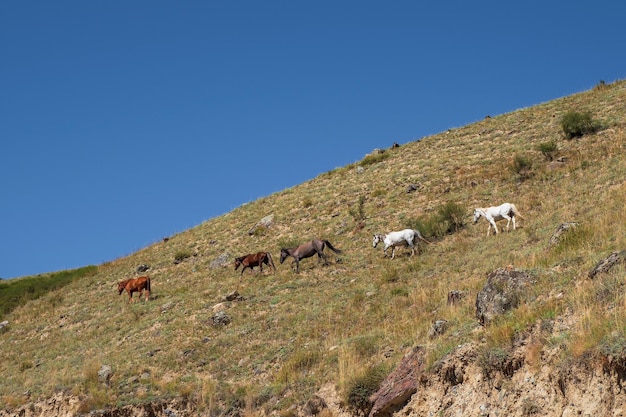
left=373, top=229, right=430, bottom=259
left=279, top=239, right=342, bottom=272
left=117, top=276, right=151, bottom=302
left=234, top=252, right=276, bottom=275
left=473, top=202, right=523, bottom=236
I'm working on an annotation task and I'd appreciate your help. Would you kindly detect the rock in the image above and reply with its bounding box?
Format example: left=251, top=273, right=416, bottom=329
left=428, top=320, right=449, bottom=339
left=210, top=311, right=231, bottom=327
left=210, top=253, right=230, bottom=269
left=98, top=365, right=113, bottom=387
left=549, top=222, right=578, bottom=246
left=588, top=250, right=626, bottom=279
left=302, top=395, right=328, bottom=416
left=369, top=346, right=424, bottom=417
left=475, top=268, right=535, bottom=326
left=248, top=214, right=274, bottom=235
left=447, top=290, right=465, bottom=306
left=222, top=291, right=244, bottom=302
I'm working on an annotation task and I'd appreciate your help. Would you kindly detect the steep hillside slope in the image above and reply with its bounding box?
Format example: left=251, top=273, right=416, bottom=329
left=1, top=80, right=626, bottom=417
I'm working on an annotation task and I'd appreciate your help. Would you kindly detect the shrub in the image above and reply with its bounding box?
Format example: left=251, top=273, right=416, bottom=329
left=476, top=346, right=509, bottom=379
left=407, top=202, right=466, bottom=239
left=436, top=202, right=466, bottom=234
left=512, top=154, right=533, bottom=180
left=348, top=195, right=366, bottom=223
left=536, top=140, right=558, bottom=161
left=359, top=151, right=390, bottom=167
left=561, top=111, right=600, bottom=139
left=344, top=364, right=387, bottom=413
left=593, top=80, right=610, bottom=91
left=173, top=250, right=193, bottom=264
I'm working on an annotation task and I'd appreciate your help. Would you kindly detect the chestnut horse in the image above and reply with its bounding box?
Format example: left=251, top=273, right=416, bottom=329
left=117, top=276, right=151, bottom=302
left=279, top=239, right=342, bottom=272
left=234, top=252, right=276, bottom=275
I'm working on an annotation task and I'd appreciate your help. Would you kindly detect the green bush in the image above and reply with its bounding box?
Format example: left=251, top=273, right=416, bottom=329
left=407, top=202, right=466, bottom=239
left=348, top=195, right=366, bottom=223
left=436, top=202, right=466, bottom=234
left=359, top=151, right=390, bottom=167
left=513, top=154, right=533, bottom=180
left=537, top=140, right=558, bottom=161
left=561, top=111, right=600, bottom=139
left=173, top=250, right=193, bottom=264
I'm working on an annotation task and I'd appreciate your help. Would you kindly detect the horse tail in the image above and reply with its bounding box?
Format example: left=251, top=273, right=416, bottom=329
left=323, top=240, right=342, bottom=254
left=510, top=204, right=524, bottom=219
left=413, top=230, right=432, bottom=244
left=146, top=276, right=151, bottom=292
left=266, top=252, right=276, bottom=270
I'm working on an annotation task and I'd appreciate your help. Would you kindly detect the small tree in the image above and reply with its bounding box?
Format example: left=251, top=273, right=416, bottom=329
left=561, top=111, right=599, bottom=139
left=536, top=140, right=558, bottom=161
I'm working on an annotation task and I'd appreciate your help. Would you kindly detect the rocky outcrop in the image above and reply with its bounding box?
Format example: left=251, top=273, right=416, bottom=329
left=475, top=268, right=535, bottom=326
left=368, top=346, right=424, bottom=417
left=588, top=250, right=626, bottom=279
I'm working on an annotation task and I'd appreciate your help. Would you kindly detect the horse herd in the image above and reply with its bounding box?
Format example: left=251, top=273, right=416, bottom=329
left=117, top=202, right=523, bottom=302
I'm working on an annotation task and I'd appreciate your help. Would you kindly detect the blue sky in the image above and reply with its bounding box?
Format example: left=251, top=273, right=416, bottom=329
left=2, top=1, right=625, bottom=279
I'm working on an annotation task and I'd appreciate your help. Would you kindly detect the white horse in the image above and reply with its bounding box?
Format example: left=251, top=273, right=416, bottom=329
left=372, top=229, right=431, bottom=259
left=473, top=203, right=523, bottom=236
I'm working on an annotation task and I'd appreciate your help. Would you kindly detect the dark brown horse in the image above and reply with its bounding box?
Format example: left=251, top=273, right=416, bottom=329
left=117, top=276, right=151, bottom=302
left=279, top=239, right=342, bottom=272
left=234, top=252, right=276, bottom=275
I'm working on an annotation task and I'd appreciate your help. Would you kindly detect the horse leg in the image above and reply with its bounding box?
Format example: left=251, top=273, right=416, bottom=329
left=391, top=247, right=396, bottom=260
left=407, top=239, right=415, bottom=257
left=490, top=219, right=498, bottom=235
left=512, top=216, right=516, bottom=230
left=502, top=215, right=511, bottom=232
left=319, top=251, right=329, bottom=266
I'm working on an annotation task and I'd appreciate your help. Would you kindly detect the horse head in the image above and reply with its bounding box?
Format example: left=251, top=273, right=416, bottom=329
left=117, top=280, right=129, bottom=295
left=234, top=257, right=243, bottom=270
left=279, top=249, right=289, bottom=264
left=472, top=209, right=483, bottom=224
left=372, top=234, right=383, bottom=248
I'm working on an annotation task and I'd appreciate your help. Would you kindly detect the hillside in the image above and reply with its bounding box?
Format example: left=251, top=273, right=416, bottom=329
left=1, top=80, right=626, bottom=417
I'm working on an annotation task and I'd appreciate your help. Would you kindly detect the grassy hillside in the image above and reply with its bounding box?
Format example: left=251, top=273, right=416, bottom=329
left=1, top=80, right=626, bottom=415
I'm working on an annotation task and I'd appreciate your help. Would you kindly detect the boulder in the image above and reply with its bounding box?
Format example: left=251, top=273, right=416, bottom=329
left=589, top=250, right=626, bottom=279
left=476, top=268, right=534, bottom=326
left=368, top=346, right=424, bottom=417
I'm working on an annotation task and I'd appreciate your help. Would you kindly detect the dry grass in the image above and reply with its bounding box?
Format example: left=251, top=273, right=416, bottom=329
left=2, top=80, right=626, bottom=413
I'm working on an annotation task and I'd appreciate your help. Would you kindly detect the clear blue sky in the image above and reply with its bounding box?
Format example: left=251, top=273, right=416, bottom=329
left=2, top=1, right=625, bottom=279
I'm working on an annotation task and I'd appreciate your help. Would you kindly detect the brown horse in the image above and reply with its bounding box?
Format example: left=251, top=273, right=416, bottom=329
left=117, top=276, right=151, bottom=302
left=279, top=239, right=342, bottom=272
left=234, top=252, right=276, bottom=275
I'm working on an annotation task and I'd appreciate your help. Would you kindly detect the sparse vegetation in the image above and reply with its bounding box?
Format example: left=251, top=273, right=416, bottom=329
left=2, top=80, right=626, bottom=415
left=537, top=140, right=558, bottom=161
left=512, top=153, right=533, bottom=180
left=173, top=250, right=193, bottom=263
left=344, top=364, right=387, bottom=413
left=359, top=151, right=390, bottom=167
left=348, top=195, right=366, bottom=225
